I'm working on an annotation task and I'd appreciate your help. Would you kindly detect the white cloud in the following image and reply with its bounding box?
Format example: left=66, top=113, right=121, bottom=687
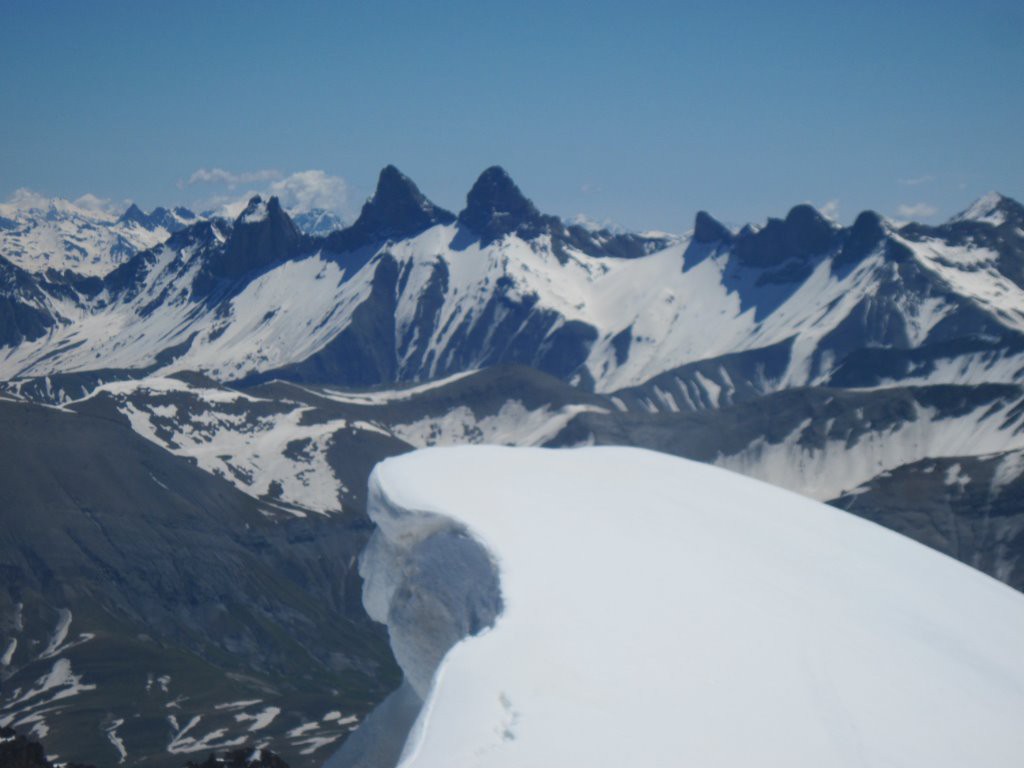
left=185, top=167, right=281, bottom=189
left=72, top=193, right=120, bottom=215
left=896, top=202, right=938, bottom=219
left=186, top=168, right=350, bottom=218
left=819, top=199, right=840, bottom=223
left=898, top=175, right=936, bottom=187
left=2, top=188, right=123, bottom=216
left=198, top=194, right=255, bottom=219
left=5, top=188, right=51, bottom=210
left=567, top=213, right=622, bottom=233
left=268, top=170, right=348, bottom=215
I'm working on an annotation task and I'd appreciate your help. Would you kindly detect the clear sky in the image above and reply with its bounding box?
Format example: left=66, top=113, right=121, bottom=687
left=1, top=0, right=1021, bottom=231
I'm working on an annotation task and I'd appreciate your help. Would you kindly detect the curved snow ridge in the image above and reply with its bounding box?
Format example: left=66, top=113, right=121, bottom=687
left=359, top=478, right=503, bottom=700
left=363, top=446, right=1024, bottom=768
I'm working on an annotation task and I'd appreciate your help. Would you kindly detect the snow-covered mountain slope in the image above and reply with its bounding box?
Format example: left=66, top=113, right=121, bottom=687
left=64, top=367, right=604, bottom=514
left=72, top=366, right=1024, bottom=593
left=335, top=446, right=1024, bottom=768
left=0, top=195, right=195, bottom=276
left=0, top=169, right=1018, bottom=404
left=292, top=208, right=345, bottom=236
left=831, top=448, right=1024, bottom=588
left=0, top=397, right=397, bottom=768
left=552, top=381, right=1024, bottom=588
left=2, top=172, right=1021, bottom=402
left=75, top=373, right=409, bottom=516
left=582, top=383, right=1024, bottom=501
left=952, top=190, right=1022, bottom=227
left=5, top=170, right=1023, bottom=768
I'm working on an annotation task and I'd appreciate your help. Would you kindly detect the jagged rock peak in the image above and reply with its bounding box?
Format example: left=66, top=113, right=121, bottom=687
left=457, top=166, right=560, bottom=245
left=460, top=166, right=537, bottom=228
left=832, top=210, right=888, bottom=273
left=145, top=205, right=198, bottom=233
left=782, top=203, right=837, bottom=254
left=118, top=202, right=148, bottom=225
left=784, top=203, right=834, bottom=233
left=693, top=211, right=732, bottom=243
left=233, top=195, right=297, bottom=234
left=371, top=164, right=427, bottom=207
left=352, top=165, right=455, bottom=236
left=200, top=195, right=299, bottom=281
left=849, top=209, right=886, bottom=239
left=236, top=195, right=279, bottom=225
left=733, top=203, right=839, bottom=268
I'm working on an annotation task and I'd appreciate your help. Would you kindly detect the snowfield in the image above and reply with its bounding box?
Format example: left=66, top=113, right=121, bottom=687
left=357, top=446, right=1024, bottom=768
left=0, top=194, right=179, bottom=276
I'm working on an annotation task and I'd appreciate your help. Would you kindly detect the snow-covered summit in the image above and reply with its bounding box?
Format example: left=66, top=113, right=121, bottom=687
left=1, top=175, right=1022, bottom=400
left=950, top=192, right=1021, bottom=227
left=292, top=207, right=345, bottom=236
left=0, top=191, right=181, bottom=276
left=238, top=196, right=271, bottom=224
left=118, top=202, right=197, bottom=232
left=354, top=446, right=1024, bottom=768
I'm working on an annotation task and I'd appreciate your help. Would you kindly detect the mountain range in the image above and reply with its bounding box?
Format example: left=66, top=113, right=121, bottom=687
left=0, top=166, right=1022, bottom=766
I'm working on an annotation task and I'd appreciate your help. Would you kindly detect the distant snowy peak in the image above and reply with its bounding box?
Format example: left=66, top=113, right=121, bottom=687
left=292, top=208, right=345, bottom=236
left=0, top=194, right=187, bottom=276
left=1, top=173, right=1022, bottom=401
left=239, top=196, right=271, bottom=224
left=951, top=192, right=1024, bottom=228
left=116, top=203, right=149, bottom=225
left=118, top=203, right=197, bottom=233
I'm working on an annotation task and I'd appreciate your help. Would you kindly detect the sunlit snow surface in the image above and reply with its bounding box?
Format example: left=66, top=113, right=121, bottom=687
left=5, top=209, right=1024, bottom=392
left=0, top=196, right=173, bottom=276
left=366, top=446, right=1024, bottom=768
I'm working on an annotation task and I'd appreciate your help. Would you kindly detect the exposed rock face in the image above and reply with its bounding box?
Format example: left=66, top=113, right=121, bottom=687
left=186, top=747, right=292, bottom=768
left=832, top=210, right=886, bottom=273
left=831, top=451, right=1024, bottom=591
left=324, top=166, right=455, bottom=252
left=0, top=726, right=96, bottom=768
left=733, top=203, right=837, bottom=267
left=118, top=203, right=197, bottom=232
left=357, top=165, right=456, bottom=239
left=4, top=178, right=1024, bottom=764
left=0, top=398, right=400, bottom=767
left=0, top=256, right=57, bottom=346
left=208, top=196, right=301, bottom=280
left=692, top=210, right=733, bottom=244
left=117, top=203, right=150, bottom=227
left=458, top=166, right=560, bottom=244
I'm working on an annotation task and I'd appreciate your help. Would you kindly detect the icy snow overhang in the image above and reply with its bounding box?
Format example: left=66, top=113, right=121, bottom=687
left=342, top=446, right=1024, bottom=768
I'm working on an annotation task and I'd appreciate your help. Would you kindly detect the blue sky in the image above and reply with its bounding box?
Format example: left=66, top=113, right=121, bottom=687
left=1, top=0, right=1021, bottom=231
